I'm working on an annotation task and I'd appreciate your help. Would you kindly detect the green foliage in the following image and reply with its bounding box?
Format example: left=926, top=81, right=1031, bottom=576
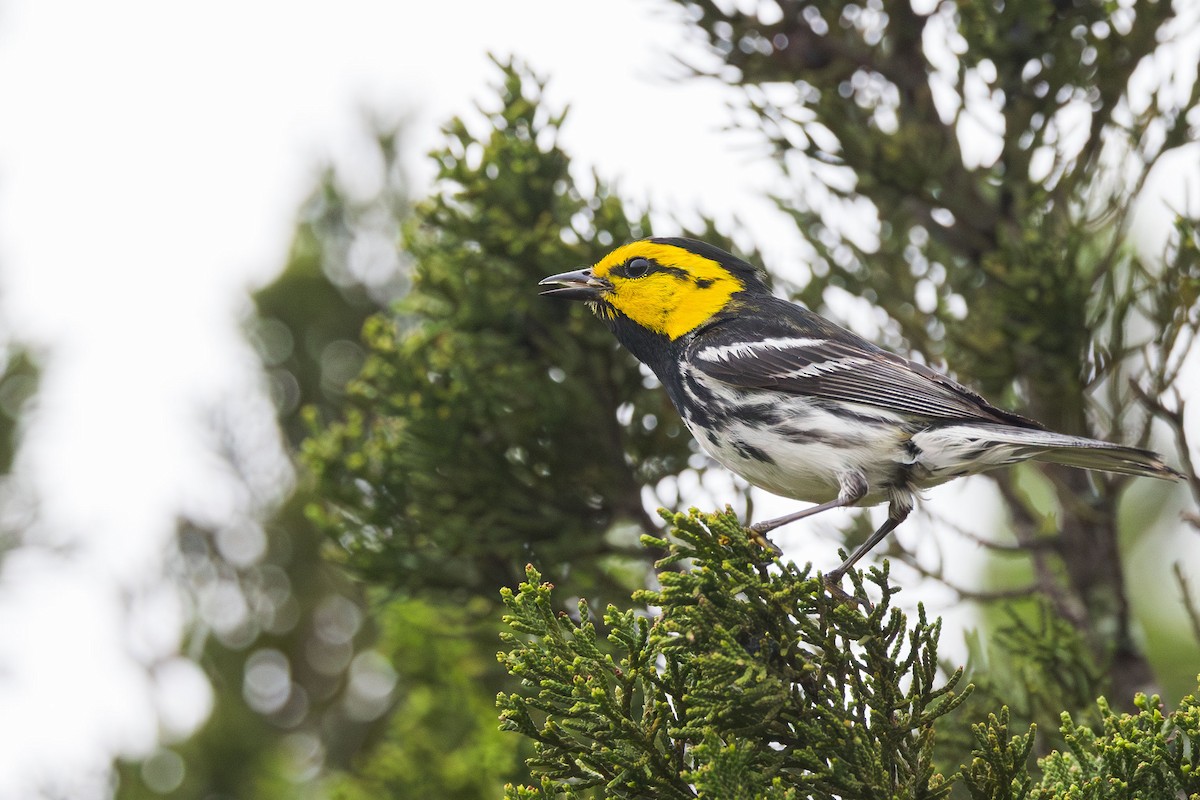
left=0, top=347, right=37, bottom=555
left=498, top=511, right=1200, bottom=798
left=173, top=56, right=756, bottom=800
left=326, top=596, right=527, bottom=800
left=1035, top=691, right=1200, bottom=799
left=679, top=0, right=1190, bottom=409
left=0, top=348, right=37, bottom=477
left=168, top=5, right=1200, bottom=795
left=118, top=500, right=380, bottom=800
left=961, top=709, right=1037, bottom=800
left=497, top=508, right=968, bottom=798
left=965, top=690, right=1200, bottom=800
left=302, top=58, right=735, bottom=601
left=253, top=131, right=407, bottom=445
left=119, top=120, right=410, bottom=798
left=937, top=601, right=1106, bottom=772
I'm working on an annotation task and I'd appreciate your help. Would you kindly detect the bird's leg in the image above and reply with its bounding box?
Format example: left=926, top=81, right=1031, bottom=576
left=746, top=499, right=847, bottom=558
left=749, top=497, right=852, bottom=535
left=747, top=475, right=868, bottom=555
left=825, top=502, right=912, bottom=585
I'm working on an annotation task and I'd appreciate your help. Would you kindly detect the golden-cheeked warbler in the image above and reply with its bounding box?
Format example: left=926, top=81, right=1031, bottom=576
left=540, top=237, right=1182, bottom=582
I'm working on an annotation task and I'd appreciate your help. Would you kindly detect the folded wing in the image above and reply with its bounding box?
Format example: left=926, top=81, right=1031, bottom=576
left=689, top=328, right=1042, bottom=428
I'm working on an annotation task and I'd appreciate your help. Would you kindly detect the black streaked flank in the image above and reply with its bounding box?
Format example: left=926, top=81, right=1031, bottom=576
left=732, top=439, right=774, bottom=464
left=736, top=401, right=792, bottom=426
left=810, top=398, right=897, bottom=425
left=776, top=425, right=862, bottom=447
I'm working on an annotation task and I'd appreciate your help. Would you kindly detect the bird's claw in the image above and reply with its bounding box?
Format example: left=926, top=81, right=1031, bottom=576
left=746, top=528, right=783, bottom=559
left=822, top=572, right=871, bottom=608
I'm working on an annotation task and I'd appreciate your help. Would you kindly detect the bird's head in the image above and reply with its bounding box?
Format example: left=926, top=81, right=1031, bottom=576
left=539, top=237, right=768, bottom=340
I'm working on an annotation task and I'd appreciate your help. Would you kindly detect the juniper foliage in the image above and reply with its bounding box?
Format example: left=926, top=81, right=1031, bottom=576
left=965, top=690, right=1200, bottom=799
left=960, top=709, right=1036, bottom=800
left=498, top=509, right=968, bottom=799
left=1033, top=691, right=1200, bottom=799
left=302, top=58, right=704, bottom=601
left=499, top=511, right=1200, bottom=798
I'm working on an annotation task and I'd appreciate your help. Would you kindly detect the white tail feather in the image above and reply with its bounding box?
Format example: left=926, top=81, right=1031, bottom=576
left=911, top=424, right=1183, bottom=483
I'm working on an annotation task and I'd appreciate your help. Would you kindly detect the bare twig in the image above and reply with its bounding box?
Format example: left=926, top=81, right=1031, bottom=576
left=1173, top=561, right=1200, bottom=647
left=1129, top=382, right=1200, bottom=507
left=890, top=547, right=1039, bottom=602
left=991, top=474, right=1086, bottom=628
left=939, top=513, right=1057, bottom=553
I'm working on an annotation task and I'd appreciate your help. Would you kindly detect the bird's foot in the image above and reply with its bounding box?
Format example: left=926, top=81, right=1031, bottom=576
left=822, top=571, right=871, bottom=609
left=746, top=527, right=783, bottom=559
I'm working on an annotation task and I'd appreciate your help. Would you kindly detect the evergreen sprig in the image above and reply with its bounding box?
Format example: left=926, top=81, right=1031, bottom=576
left=498, top=510, right=1200, bottom=798
left=1032, top=691, right=1200, bottom=799
left=498, top=508, right=969, bottom=799
left=964, top=687, right=1200, bottom=800
left=961, top=708, right=1036, bottom=800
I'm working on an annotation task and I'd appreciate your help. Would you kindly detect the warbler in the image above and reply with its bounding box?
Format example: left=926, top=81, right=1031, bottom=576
left=539, top=237, right=1182, bottom=581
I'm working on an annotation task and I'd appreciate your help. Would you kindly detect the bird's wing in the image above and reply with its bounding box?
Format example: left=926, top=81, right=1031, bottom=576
left=689, top=325, right=1039, bottom=427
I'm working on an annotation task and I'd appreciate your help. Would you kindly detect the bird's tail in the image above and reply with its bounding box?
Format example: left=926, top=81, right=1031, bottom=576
left=976, top=425, right=1183, bottom=481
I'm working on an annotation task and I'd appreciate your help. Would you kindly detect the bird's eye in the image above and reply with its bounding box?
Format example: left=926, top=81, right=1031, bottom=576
left=626, top=257, right=650, bottom=278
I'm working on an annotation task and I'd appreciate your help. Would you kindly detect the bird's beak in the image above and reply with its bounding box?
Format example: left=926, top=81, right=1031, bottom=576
left=538, top=268, right=610, bottom=301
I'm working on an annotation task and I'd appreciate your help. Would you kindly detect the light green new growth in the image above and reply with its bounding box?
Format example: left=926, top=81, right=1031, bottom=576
left=498, top=508, right=967, bottom=799
left=498, top=510, right=1200, bottom=799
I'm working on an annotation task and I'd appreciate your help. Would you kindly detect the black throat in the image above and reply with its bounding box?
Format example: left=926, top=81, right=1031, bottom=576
left=599, top=307, right=688, bottom=402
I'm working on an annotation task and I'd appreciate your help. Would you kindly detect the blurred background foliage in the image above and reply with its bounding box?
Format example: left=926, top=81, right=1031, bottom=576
left=300, top=60, right=723, bottom=601
left=0, top=347, right=38, bottom=557
left=115, top=127, right=412, bottom=799
left=101, top=0, right=1199, bottom=797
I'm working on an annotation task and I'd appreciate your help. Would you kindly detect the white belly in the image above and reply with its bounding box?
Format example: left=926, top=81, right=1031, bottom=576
left=682, top=395, right=911, bottom=507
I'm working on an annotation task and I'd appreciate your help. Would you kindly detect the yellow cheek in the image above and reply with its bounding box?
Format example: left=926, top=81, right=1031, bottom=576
left=610, top=280, right=674, bottom=331
left=611, top=277, right=739, bottom=340
left=662, top=286, right=738, bottom=339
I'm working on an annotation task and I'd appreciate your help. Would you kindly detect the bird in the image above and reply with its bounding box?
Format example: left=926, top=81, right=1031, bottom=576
left=539, top=237, right=1182, bottom=583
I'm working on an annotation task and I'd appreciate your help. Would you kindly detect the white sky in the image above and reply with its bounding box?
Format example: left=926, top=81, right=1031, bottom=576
left=0, top=1, right=1195, bottom=798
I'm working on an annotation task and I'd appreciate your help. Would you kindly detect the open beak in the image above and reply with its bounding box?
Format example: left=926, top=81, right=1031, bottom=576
left=538, top=268, right=610, bottom=301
